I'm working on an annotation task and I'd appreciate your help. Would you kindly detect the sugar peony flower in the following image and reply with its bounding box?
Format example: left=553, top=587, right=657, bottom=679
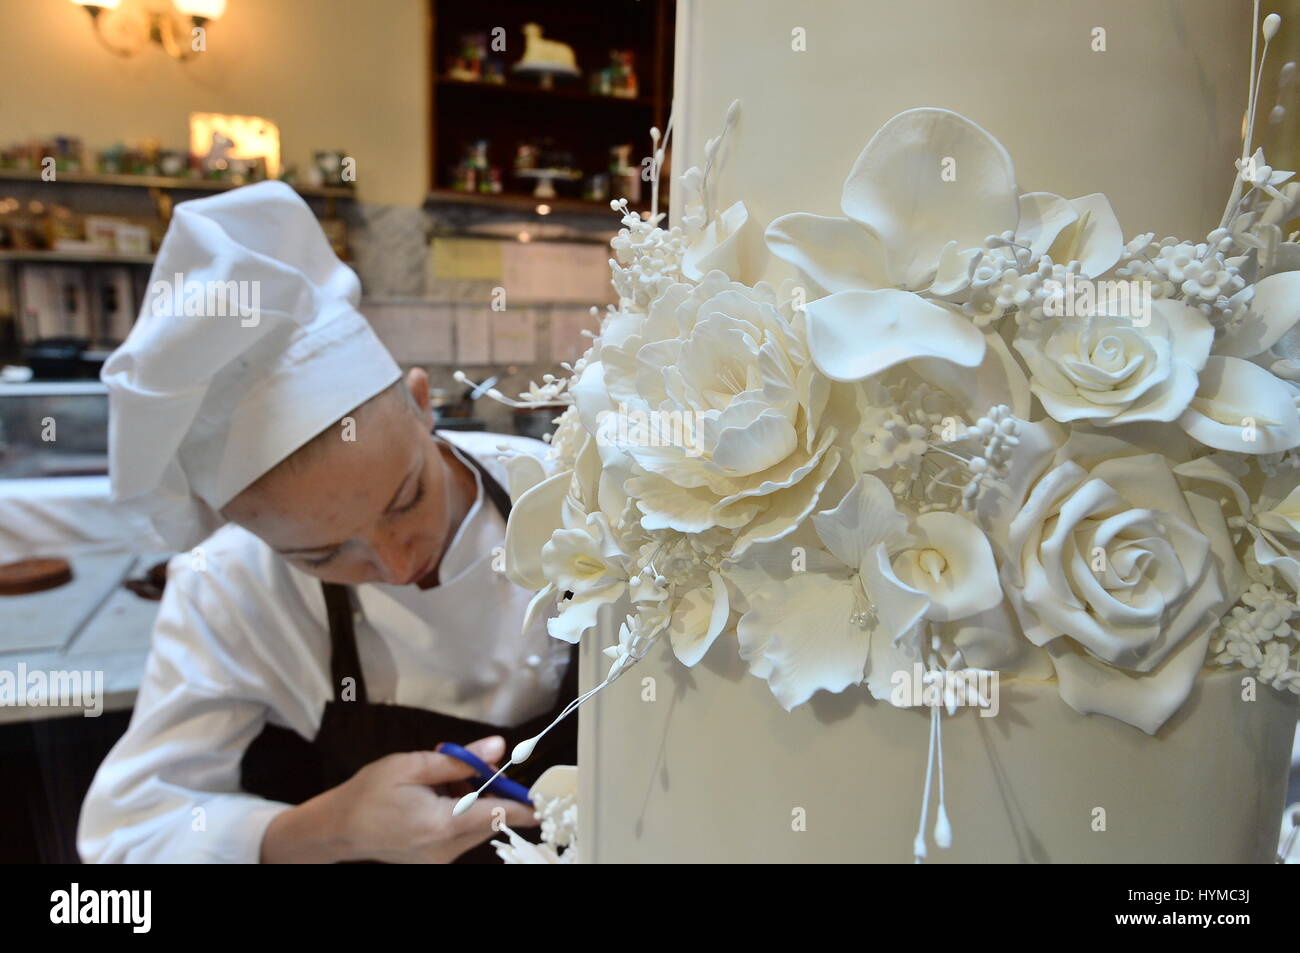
left=585, top=271, right=841, bottom=557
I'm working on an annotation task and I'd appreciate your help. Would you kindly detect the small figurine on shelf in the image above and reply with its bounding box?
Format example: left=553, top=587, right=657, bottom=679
left=589, top=50, right=639, bottom=98
left=51, top=136, right=86, bottom=173
left=513, top=23, right=580, bottom=89
left=312, top=150, right=352, bottom=186
left=452, top=140, right=492, bottom=193
left=227, top=156, right=268, bottom=186
left=511, top=136, right=581, bottom=196
left=514, top=143, right=538, bottom=174
left=584, top=172, right=610, bottom=202
left=96, top=143, right=127, bottom=175
left=447, top=32, right=487, bottom=81
left=610, top=144, right=641, bottom=203
left=614, top=50, right=638, bottom=98
left=137, top=138, right=162, bottom=176
left=199, top=131, right=236, bottom=179
left=159, top=150, right=188, bottom=177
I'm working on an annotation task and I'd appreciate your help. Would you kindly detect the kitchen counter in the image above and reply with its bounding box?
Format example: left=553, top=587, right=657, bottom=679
left=0, top=551, right=166, bottom=724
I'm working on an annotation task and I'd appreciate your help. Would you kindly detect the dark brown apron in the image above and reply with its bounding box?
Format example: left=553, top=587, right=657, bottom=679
left=239, top=439, right=578, bottom=863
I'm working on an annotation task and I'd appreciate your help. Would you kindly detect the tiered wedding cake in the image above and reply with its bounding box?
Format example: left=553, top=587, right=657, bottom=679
left=475, top=0, right=1300, bottom=863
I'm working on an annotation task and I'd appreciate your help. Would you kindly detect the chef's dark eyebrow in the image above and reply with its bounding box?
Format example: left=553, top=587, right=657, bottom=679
left=276, top=464, right=416, bottom=557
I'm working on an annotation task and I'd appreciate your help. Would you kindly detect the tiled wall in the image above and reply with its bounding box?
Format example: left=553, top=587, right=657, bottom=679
left=347, top=199, right=616, bottom=436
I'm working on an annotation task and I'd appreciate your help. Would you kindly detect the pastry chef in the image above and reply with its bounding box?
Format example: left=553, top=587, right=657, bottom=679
left=76, top=181, right=576, bottom=864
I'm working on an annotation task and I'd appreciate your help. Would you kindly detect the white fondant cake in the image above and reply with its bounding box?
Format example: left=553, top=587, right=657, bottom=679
left=561, top=0, right=1299, bottom=863
left=579, top=638, right=1293, bottom=862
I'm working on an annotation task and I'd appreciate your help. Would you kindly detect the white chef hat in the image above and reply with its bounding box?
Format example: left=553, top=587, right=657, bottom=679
left=101, top=180, right=401, bottom=550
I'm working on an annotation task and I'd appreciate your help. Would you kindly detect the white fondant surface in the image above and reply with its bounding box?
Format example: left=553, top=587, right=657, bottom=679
left=669, top=0, right=1252, bottom=284
left=578, top=630, right=1294, bottom=863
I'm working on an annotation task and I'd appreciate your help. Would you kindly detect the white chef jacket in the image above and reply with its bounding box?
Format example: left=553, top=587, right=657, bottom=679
left=77, top=430, right=570, bottom=864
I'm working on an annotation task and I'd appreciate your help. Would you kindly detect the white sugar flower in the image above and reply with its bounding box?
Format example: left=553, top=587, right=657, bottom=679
left=891, top=511, right=1002, bottom=622
left=1180, top=259, right=1233, bottom=300
left=576, top=271, right=841, bottom=557
left=991, top=426, right=1233, bottom=733
left=729, top=474, right=930, bottom=710
left=1248, top=483, right=1300, bottom=593
left=1237, top=147, right=1295, bottom=201
left=1014, top=299, right=1214, bottom=427
left=603, top=602, right=671, bottom=682
left=540, top=513, right=632, bottom=643
left=762, top=108, right=1121, bottom=383
left=1213, top=270, right=1300, bottom=359
left=1178, top=356, right=1300, bottom=454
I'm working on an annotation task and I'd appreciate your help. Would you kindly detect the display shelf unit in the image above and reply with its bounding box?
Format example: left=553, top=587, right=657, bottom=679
left=0, top=166, right=357, bottom=366
left=425, top=0, right=674, bottom=218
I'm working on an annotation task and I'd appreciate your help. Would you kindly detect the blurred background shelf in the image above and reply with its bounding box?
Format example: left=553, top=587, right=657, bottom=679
left=0, top=250, right=155, bottom=266
left=424, top=187, right=622, bottom=216
left=0, top=167, right=354, bottom=200
left=435, top=76, right=654, bottom=107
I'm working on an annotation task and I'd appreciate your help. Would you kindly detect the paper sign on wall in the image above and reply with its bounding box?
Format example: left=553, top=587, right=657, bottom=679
left=432, top=237, right=503, bottom=280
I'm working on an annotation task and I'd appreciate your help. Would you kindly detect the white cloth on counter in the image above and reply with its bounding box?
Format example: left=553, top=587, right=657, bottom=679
left=77, top=431, right=571, bottom=864
left=0, top=476, right=166, bottom=561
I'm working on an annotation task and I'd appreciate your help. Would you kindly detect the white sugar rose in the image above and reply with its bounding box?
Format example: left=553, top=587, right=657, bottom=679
left=578, top=271, right=841, bottom=557
left=997, top=431, right=1230, bottom=733
left=1014, top=299, right=1213, bottom=426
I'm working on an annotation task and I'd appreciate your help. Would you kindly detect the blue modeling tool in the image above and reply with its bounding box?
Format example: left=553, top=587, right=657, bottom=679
left=435, top=741, right=533, bottom=806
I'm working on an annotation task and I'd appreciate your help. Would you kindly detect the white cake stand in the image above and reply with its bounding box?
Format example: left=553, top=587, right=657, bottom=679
left=516, top=168, right=582, bottom=198
left=512, top=61, right=580, bottom=90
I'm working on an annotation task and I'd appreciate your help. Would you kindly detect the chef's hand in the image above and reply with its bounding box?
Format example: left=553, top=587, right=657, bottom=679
left=260, top=735, right=538, bottom=863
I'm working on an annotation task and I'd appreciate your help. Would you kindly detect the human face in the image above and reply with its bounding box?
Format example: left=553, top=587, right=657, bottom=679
left=221, top=369, right=471, bottom=587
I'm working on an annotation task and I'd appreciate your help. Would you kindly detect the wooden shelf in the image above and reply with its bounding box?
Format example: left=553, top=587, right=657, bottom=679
left=0, top=249, right=155, bottom=265
left=0, top=167, right=355, bottom=200
left=425, top=187, right=648, bottom=217
left=436, top=76, right=653, bottom=107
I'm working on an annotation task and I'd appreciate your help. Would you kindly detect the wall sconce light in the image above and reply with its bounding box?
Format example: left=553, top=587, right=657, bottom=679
left=70, top=0, right=226, bottom=61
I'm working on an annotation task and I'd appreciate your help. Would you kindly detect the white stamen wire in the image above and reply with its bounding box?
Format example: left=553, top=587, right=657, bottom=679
left=1248, top=11, right=1280, bottom=161
left=913, top=648, right=955, bottom=862
left=451, top=370, right=568, bottom=410
left=1245, top=0, right=1262, bottom=164
left=913, top=699, right=939, bottom=863
left=934, top=697, right=952, bottom=850
left=650, top=108, right=676, bottom=221
left=1220, top=1, right=1280, bottom=228
left=451, top=676, right=614, bottom=817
